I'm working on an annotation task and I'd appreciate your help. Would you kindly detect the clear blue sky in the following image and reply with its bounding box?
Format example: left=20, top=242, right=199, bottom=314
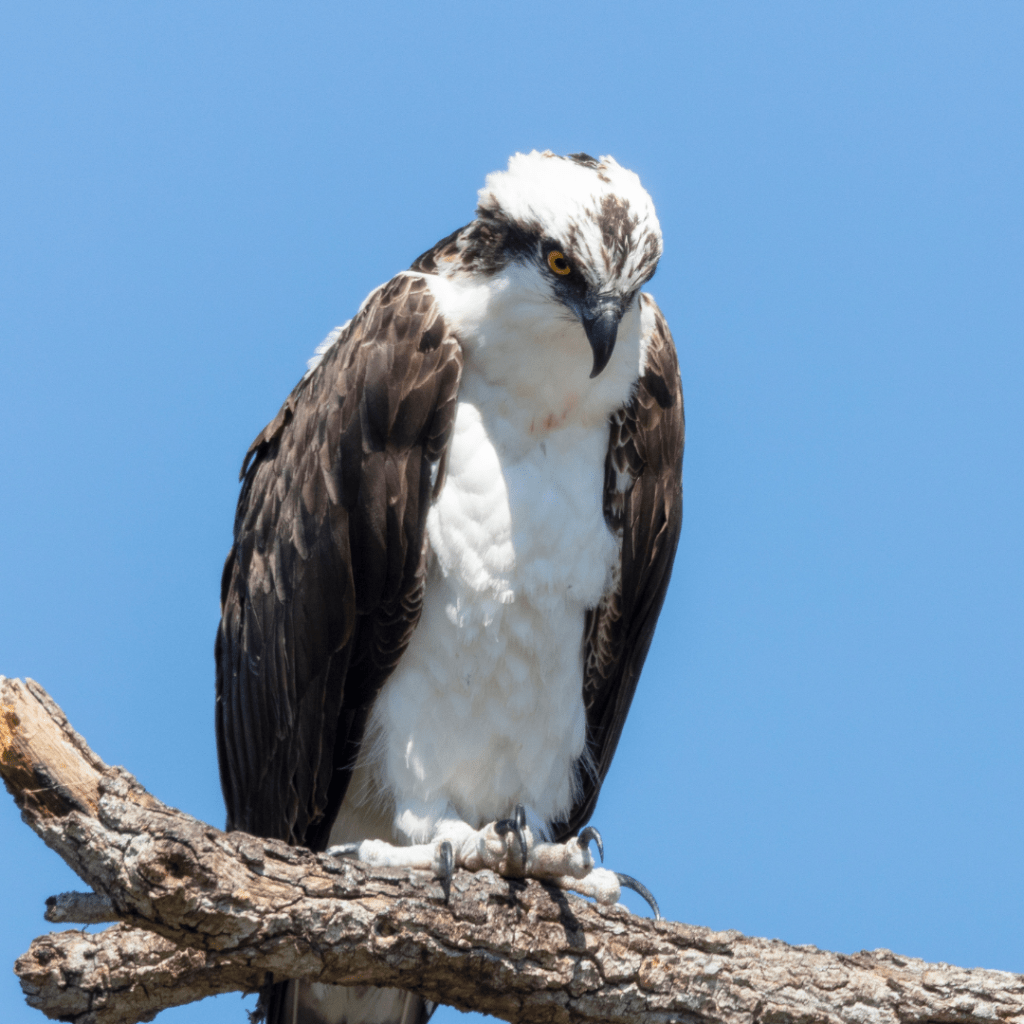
left=2, top=4, right=1021, bottom=1023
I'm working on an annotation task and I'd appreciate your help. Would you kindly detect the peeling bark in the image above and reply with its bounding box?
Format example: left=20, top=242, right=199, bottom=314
left=3, top=675, right=1023, bottom=1024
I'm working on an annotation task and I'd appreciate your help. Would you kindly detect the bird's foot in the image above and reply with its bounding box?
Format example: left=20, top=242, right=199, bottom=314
left=480, top=810, right=660, bottom=918
left=328, top=836, right=461, bottom=901
left=482, top=805, right=595, bottom=880
left=328, top=806, right=659, bottom=918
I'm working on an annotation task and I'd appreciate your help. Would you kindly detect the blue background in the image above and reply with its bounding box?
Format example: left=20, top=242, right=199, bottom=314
left=1, top=4, right=1021, bottom=1022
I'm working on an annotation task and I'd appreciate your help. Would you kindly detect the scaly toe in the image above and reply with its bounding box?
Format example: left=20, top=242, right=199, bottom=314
left=327, top=843, right=360, bottom=858
left=557, top=865, right=621, bottom=905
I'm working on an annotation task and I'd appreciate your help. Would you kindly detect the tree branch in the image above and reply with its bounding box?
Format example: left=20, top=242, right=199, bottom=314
left=3, top=675, right=1023, bottom=1024
left=44, top=891, right=118, bottom=924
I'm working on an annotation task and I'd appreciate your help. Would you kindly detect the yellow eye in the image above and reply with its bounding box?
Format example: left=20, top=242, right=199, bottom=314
left=547, top=250, right=571, bottom=276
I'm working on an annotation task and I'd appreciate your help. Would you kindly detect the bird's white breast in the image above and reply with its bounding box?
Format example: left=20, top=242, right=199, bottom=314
left=368, top=398, right=617, bottom=829
left=361, top=271, right=646, bottom=833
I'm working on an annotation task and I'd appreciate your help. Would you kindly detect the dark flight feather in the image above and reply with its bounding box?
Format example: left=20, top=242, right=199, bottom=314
left=215, top=274, right=463, bottom=849
left=555, top=297, right=684, bottom=841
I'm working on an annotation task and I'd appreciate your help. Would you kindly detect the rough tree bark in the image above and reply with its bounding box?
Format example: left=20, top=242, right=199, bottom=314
left=2, top=674, right=1022, bottom=1024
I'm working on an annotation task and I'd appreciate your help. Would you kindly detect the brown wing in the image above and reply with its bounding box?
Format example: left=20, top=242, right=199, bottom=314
left=554, top=296, right=684, bottom=841
left=215, top=273, right=462, bottom=850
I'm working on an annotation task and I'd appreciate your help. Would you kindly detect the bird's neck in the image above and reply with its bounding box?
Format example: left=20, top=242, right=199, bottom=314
left=423, top=270, right=642, bottom=447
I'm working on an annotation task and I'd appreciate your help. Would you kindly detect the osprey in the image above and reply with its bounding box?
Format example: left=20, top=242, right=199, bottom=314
left=216, top=151, right=684, bottom=1024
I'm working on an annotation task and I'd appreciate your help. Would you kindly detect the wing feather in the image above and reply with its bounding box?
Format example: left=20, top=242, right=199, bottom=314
left=555, top=295, right=684, bottom=841
left=215, top=274, right=462, bottom=849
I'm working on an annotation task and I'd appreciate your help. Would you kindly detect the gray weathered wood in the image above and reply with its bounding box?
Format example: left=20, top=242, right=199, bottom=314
left=3, top=675, right=1023, bottom=1024
left=44, top=891, right=118, bottom=924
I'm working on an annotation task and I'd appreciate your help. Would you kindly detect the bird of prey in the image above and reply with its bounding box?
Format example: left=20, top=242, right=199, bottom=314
left=216, top=150, right=684, bottom=1024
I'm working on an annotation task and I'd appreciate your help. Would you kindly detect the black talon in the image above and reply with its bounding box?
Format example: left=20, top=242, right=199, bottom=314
left=437, top=840, right=454, bottom=903
left=615, top=872, right=661, bottom=921
left=495, top=806, right=529, bottom=865
left=578, top=825, right=604, bottom=863
left=495, top=819, right=529, bottom=866
left=512, top=804, right=528, bottom=862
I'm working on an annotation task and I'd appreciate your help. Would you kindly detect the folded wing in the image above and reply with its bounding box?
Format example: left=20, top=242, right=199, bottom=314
left=558, top=296, right=684, bottom=840
left=215, top=274, right=463, bottom=850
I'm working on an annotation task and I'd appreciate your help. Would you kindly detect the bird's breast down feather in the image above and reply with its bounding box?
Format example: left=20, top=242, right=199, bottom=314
left=363, top=396, right=618, bottom=827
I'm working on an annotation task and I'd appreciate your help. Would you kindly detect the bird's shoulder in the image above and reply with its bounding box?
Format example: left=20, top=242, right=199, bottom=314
left=238, top=270, right=459, bottom=483
left=602, top=294, right=683, bottom=526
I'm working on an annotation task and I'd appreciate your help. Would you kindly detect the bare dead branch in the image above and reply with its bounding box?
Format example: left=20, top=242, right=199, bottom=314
left=16, top=925, right=258, bottom=1024
left=44, top=891, right=119, bottom=925
left=3, top=674, right=1023, bottom=1024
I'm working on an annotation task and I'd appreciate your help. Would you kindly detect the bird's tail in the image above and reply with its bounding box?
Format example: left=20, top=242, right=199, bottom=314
left=261, top=979, right=434, bottom=1024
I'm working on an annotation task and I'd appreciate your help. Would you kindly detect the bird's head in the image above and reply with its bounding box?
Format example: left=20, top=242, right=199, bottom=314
left=436, top=151, right=662, bottom=379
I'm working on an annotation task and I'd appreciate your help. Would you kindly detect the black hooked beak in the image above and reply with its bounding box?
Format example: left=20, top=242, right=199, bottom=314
left=580, top=294, right=626, bottom=378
